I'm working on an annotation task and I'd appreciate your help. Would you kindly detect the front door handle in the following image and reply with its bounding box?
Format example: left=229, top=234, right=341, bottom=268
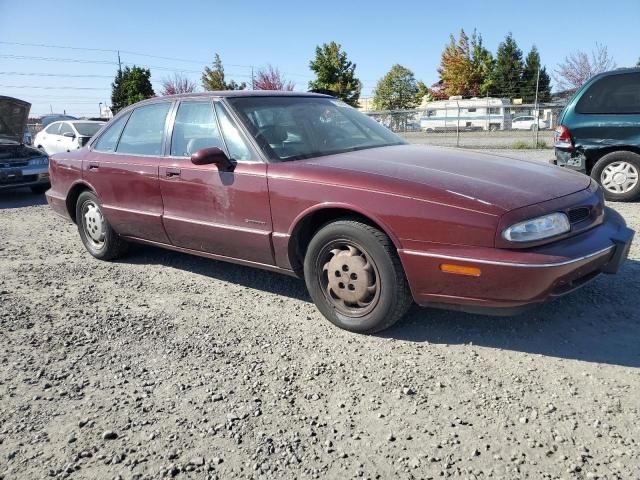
left=165, top=168, right=181, bottom=178
left=88, top=163, right=99, bottom=170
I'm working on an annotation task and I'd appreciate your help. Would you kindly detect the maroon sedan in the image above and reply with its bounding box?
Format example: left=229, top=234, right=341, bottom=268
left=46, top=92, right=634, bottom=333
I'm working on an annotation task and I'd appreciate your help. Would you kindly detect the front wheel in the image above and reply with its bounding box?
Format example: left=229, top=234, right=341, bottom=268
left=76, top=191, right=128, bottom=260
left=304, top=219, right=413, bottom=334
left=591, top=151, right=640, bottom=202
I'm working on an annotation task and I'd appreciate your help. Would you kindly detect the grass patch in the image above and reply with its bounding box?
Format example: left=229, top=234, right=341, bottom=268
left=512, top=140, right=548, bottom=149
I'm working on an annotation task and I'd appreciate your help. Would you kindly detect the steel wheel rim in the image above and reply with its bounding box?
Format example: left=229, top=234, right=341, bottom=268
left=317, top=240, right=381, bottom=318
left=601, top=161, right=639, bottom=194
left=82, top=200, right=106, bottom=249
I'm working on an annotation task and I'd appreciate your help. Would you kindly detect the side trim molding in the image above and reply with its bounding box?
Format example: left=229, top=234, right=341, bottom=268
left=400, top=245, right=615, bottom=268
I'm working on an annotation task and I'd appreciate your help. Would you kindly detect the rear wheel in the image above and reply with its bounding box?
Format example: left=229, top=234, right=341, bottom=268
left=75, top=191, right=128, bottom=260
left=304, top=219, right=413, bottom=334
left=591, top=151, right=640, bottom=202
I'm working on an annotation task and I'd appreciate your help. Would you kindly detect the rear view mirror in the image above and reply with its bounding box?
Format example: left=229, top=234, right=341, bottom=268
left=191, top=147, right=233, bottom=171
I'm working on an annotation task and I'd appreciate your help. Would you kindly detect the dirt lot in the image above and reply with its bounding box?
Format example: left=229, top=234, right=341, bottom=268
left=1, top=176, right=639, bottom=479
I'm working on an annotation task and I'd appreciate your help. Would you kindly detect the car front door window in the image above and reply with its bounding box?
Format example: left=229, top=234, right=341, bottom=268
left=215, top=103, right=255, bottom=161
left=170, top=101, right=224, bottom=157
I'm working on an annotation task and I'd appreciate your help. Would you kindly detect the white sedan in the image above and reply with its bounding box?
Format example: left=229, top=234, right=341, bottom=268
left=511, top=116, right=549, bottom=130
left=34, top=120, right=105, bottom=155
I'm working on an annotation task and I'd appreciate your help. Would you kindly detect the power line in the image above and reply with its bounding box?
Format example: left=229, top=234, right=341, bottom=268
left=0, top=71, right=114, bottom=79
left=0, top=84, right=109, bottom=90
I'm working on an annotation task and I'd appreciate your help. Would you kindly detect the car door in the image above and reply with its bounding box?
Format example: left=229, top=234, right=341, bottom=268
left=83, top=102, right=172, bottom=243
left=58, top=122, right=77, bottom=152
left=39, top=122, right=61, bottom=153
left=158, top=99, right=273, bottom=265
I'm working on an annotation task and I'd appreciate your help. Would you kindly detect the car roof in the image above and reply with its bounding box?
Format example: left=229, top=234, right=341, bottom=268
left=133, top=90, right=332, bottom=107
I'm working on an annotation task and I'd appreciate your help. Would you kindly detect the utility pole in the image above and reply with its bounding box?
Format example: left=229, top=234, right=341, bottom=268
left=117, top=50, right=122, bottom=72
left=251, top=66, right=255, bottom=90
left=533, top=66, right=540, bottom=148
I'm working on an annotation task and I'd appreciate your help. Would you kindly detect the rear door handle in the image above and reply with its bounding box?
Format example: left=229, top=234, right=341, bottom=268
left=165, top=168, right=181, bottom=178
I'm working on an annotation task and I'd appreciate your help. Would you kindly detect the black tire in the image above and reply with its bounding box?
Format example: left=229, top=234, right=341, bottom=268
left=30, top=184, right=49, bottom=194
left=590, top=151, right=640, bottom=202
left=75, top=191, right=128, bottom=260
left=303, top=219, right=413, bottom=334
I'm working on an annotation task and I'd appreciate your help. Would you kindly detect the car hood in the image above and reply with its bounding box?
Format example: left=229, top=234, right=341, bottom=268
left=0, top=96, right=30, bottom=144
left=298, top=144, right=591, bottom=214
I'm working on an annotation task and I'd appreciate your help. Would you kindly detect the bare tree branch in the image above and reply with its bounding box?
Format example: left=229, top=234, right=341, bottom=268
left=160, top=73, right=197, bottom=96
left=254, top=65, right=295, bottom=91
left=554, top=43, right=616, bottom=91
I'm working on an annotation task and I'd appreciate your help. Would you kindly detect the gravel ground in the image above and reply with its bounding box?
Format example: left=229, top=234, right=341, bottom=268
left=1, top=184, right=639, bottom=480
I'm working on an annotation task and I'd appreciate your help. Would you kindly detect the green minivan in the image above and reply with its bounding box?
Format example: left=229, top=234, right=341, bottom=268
left=553, top=68, right=640, bottom=202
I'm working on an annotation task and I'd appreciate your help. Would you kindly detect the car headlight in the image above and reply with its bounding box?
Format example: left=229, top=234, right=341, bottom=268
left=28, top=156, right=49, bottom=166
left=502, top=212, right=570, bottom=242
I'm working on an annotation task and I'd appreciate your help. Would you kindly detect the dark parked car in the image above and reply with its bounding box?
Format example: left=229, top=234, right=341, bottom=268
left=0, top=96, right=50, bottom=194
left=46, top=92, right=633, bottom=333
left=553, top=68, right=640, bottom=202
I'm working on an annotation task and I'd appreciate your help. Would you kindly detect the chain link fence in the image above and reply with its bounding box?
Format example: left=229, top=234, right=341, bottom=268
left=365, top=101, right=565, bottom=149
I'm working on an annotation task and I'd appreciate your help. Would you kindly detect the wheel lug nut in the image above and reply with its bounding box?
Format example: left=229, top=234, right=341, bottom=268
left=342, top=265, right=349, bottom=272
left=338, top=282, right=345, bottom=289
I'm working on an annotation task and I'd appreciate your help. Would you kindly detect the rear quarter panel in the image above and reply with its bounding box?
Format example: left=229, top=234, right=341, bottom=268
left=46, top=150, right=85, bottom=218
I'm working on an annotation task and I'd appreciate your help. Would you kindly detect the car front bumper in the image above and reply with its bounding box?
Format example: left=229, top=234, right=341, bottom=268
left=399, top=207, right=633, bottom=315
left=0, top=165, right=50, bottom=190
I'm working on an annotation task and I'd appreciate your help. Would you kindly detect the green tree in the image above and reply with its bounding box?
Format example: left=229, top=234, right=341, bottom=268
left=308, top=41, right=361, bottom=106
left=491, top=33, right=523, bottom=98
left=636, top=57, right=640, bottom=67
left=520, top=46, right=551, bottom=103
left=470, top=30, right=494, bottom=96
left=201, top=53, right=246, bottom=91
left=432, top=29, right=491, bottom=99
left=373, top=64, right=418, bottom=110
left=111, top=66, right=154, bottom=113
left=415, top=80, right=429, bottom=106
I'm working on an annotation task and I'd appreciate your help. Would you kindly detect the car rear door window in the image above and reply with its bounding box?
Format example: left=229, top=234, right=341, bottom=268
left=59, top=122, right=74, bottom=136
left=576, top=72, right=640, bottom=114
left=116, top=102, right=172, bottom=156
left=170, top=101, right=224, bottom=157
left=93, top=114, right=130, bottom=153
left=45, top=123, right=61, bottom=135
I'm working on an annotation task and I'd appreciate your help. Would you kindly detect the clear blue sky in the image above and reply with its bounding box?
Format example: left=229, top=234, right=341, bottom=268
left=1, top=0, right=638, bottom=117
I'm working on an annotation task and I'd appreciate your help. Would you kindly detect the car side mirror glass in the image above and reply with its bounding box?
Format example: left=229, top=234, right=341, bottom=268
left=191, top=146, right=233, bottom=171
left=63, top=132, right=76, bottom=138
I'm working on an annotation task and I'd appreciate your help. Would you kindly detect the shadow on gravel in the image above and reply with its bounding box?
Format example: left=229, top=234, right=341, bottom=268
left=119, top=244, right=311, bottom=302
left=0, top=188, right=47, bottom=209
left=384, top=261, right=640, bottom=368
left=120, top=243, right=639, bottom=368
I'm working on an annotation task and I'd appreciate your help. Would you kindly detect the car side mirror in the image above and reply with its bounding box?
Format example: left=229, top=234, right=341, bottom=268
left=63, top=132, right=76, bottom=139
left=191, top=147, right=233, bottom=171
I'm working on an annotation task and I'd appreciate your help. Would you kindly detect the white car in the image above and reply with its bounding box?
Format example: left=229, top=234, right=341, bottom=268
left=34, top=120, right=105, bottom=155
left=511, top=116, right=549, bottom=130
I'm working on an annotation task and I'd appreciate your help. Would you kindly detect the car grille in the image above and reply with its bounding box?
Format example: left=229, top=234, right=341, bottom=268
left=567, top=207, right=590, bottom=224
left=0, top=174, right=37, bottom=185
left=0, top=161, right=29, bottom=168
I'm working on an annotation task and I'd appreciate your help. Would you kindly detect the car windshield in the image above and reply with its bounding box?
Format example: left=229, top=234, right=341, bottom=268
left=73, top=122, right=104, bottom=137
left=226, top=96, right=405, bottom=161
